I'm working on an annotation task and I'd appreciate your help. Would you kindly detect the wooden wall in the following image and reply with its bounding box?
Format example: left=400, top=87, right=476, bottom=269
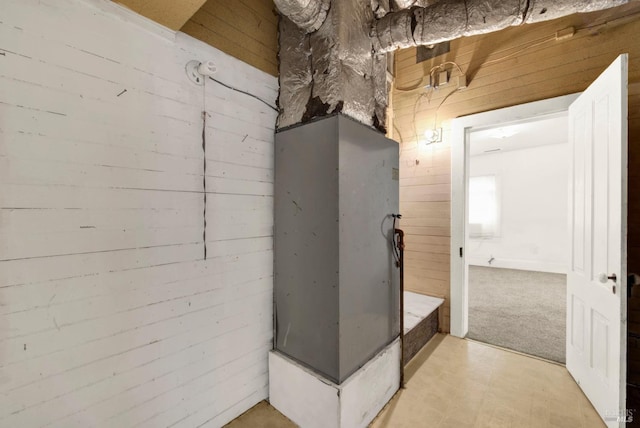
left=181, top=0, right=279, bottom=77
left=113, top=0, right=207, bottom=30
left=392, top=3, right=640, bottom=331
left=0, top=0, right=277, bottom=425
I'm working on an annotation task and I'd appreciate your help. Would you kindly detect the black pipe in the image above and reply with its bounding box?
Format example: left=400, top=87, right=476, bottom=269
left=395, top=227, right=405, bottom=388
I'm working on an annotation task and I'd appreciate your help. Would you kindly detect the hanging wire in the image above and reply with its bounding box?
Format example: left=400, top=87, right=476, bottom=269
left=201, top=78, right=208, bottom=260
left=432, top=86, right=463, bottom=132
left=412, top=91, right=431, bottom=145
left=392, top=214, right=402, bottom=267
left=481, top=35, right=556, bottom=67
left=402, top=60, right=466, bottom=147
left=395, top=60, right=465, bottom=92
left=393, top=123, right=404, bottom=144
left=394, top=75, right=427, bottom=92
left=208, top=77, right=278, bottom=112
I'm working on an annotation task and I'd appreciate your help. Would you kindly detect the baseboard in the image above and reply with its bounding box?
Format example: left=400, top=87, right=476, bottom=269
left=468, top=258, right=567, bottom=274
left=464, top=337, right=565, bottom=366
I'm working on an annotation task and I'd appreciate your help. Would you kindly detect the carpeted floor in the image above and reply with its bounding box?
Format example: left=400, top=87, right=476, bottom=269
left=467, top=266, right=566, bottom=363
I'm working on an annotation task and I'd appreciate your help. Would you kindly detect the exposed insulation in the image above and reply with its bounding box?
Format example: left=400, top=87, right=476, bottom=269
left=373, top=8, right=415, bottom=52
left=372, top=53, right=389, bottom=129
left=373, top=0, right=435, bottom=17
left=392, top=0, right=417, bottom=9
left=307, top=8, right=342, bottom=119
left=273, top=0, right=331, bottom=33
left=277, top=17, right=312, bottom=128
left=465, top=0, right=526, bottom=36
left=279, top=0, right=388, bottom=132
left=412, top=1, right=468, bottom=46
left=525, top=0, right=629, bottom=23
left=277, top=0, right=628, bottom=131
left=336, top=0, right=378, bottom=127
left=373, top=0, right=629, bottom=52
left=371, top=0, right=392, bottom=18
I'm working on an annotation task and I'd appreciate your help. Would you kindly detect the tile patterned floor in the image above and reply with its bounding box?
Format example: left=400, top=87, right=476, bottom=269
left=371, top=335, right=604, bottom=428
left=226, top=335, right=605, bottom=428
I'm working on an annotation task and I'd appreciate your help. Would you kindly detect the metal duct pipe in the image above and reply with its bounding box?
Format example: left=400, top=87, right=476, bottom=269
left=273, top=0, right=331, bottom=33
left=372, top=0, right=629, bottom=52
left=392, top=0, right=418, bottom=9
left=372, top=0, right=392, bottom=18
left=373, top=0, right=434, bottom=17
left=277, top=17, right=313, bottom=128
left=391, top=0, right=435, bottom=10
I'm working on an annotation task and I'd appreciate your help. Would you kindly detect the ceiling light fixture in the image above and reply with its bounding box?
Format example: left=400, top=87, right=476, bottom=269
left=424, top=127, right=443, bottom=144
left=489, top=126, right=519, bottom=139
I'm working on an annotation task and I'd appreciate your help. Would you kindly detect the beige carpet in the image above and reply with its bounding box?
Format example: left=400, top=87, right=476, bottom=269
left=467, top=266, right=566, bottom=363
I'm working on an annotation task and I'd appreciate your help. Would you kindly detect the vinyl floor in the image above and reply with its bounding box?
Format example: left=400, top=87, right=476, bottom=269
left=226, top=335, right=604, bottom=427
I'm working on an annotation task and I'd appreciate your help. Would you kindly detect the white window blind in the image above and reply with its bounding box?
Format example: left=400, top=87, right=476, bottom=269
left=468, top=175, right=499, bottom=238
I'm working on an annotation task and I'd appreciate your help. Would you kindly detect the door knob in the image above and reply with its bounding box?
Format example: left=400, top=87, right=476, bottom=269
left=598, top=273, right=617, bottom=283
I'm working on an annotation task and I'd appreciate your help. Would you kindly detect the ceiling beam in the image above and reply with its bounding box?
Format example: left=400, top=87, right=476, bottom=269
left=114, top=0, right=208, bottom=30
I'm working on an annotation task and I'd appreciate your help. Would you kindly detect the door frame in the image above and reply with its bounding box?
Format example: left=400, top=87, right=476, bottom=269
left=450, top=93, right=580, bottom=338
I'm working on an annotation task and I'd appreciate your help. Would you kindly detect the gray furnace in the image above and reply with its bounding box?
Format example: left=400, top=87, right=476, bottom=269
left=274, top=114, right=400, bottom=383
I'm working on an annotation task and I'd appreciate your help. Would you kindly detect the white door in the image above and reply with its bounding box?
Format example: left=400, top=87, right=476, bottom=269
left=566, top=54, right=628, bottom=427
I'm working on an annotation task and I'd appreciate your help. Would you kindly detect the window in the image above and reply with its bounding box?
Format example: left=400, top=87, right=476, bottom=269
left=468, top=175, right=499, bottom=238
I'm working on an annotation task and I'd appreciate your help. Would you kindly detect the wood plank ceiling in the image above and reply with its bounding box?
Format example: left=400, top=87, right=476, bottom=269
left=112, top=0, right=279, bottom=76
left=181, top=0, right=279, bottom=76
left=113, top=0, right=208, bottom=30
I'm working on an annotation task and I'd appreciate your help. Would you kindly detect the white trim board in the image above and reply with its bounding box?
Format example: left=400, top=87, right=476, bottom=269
left=450, top=93, right=579, bottom=338
left=269, top=339, right=400, bottom=428
left=467, top=259, right=567, bottom=274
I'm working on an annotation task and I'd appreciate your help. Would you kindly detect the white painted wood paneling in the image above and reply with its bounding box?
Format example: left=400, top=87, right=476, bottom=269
left=0, top=0, right=277, bottom=426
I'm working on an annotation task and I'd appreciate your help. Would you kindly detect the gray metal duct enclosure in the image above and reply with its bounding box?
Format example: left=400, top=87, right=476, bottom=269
left=274, top=115, right=400, bottom=383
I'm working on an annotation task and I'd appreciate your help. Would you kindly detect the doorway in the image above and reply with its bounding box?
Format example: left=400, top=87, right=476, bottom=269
left=449, top=93, right=580, bottom=338
left=450, top=55, right=629, bottom=427
left=465, top=115, right=569, bottom=363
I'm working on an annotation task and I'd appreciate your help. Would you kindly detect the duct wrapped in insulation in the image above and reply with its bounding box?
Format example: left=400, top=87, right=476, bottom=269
left=273, top=0, right=331, bottom=33
left=524, top=0, right=628, bottom=23
left=373, top=0, right=629, bottom=52
left=278, top=0, right=388, bottom=131
left=277, top=0, right=629, bottom=132
left=372, top=8, right=415, bottom=52
left=277, top=17, right=312, bottom=128
left=391, top=0, right=434, bottom=10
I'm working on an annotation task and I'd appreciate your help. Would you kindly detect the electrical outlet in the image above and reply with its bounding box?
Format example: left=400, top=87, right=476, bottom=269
left=424, top=127, right=443, bottom=144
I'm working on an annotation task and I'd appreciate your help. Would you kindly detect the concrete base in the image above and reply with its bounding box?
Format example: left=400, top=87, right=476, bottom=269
left=268, top=338, right=400, bottom=428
